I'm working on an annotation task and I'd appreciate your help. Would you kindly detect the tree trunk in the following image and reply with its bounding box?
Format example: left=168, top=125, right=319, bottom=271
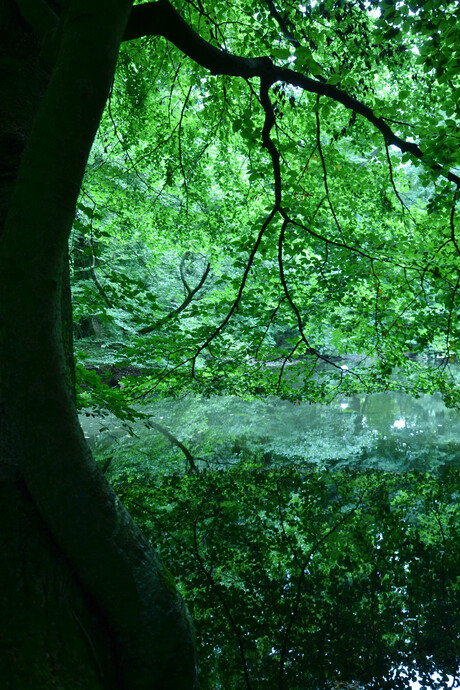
left=0, top=2, right=197, bottom=687
left=0, top=455, right=118, bottom=689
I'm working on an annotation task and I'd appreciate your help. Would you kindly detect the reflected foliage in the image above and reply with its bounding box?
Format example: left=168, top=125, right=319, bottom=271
left=84, top=391, right=460, bottom=474
left=112, top=463, right=460, bottom=689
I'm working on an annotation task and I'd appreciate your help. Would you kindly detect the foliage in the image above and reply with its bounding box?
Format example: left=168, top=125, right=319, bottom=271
left=110, top=462, right=460, bottom=689
left=71, top=0, right=460, bottom=413
left=69, top=0, right=460, bottom=684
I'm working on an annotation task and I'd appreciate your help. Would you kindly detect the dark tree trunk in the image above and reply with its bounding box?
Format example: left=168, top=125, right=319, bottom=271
left=0, top=2, right=197, bottom=687
left=0, top=455, right=118, bottom=689
left=1, top=6, right=108, bottom=687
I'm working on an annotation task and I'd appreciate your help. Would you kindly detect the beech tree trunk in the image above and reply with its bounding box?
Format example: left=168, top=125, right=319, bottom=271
left=0, top=2, right=197, bottom=688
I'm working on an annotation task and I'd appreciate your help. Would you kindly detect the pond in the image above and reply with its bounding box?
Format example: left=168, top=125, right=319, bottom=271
left=79, top=389, right=460, bottom=689
left=80, top=390, right=460, bottom=472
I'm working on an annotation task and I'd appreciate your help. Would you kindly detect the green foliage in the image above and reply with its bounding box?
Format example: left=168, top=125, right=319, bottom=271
left=5, top=0, right=460, bottom=686
left=111, top=463, right=460, bottom=689
left=71, top=0, right=460, bottom=413
left=69, top=2, right=460, bottom=684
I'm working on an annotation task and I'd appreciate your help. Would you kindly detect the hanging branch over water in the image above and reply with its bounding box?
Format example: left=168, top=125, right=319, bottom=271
left=139, top=254, right=211, bottom=335
left=123, top=0, right=459, bottom=187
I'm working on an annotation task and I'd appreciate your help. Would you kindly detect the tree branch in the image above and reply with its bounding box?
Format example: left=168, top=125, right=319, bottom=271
left=315, top=96, right=342, bottom=236
left=148, top=420, right=199, bottom=473
left=139, top=256, right=210, bottom=335
left=262, top=0, right=301, bottom=48
left=123, top=0, right=460, bottom=188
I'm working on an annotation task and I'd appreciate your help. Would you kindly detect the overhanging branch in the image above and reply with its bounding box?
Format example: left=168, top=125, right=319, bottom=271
left=123, top=0, right=460, bottom=188
left=139, top=256, right=210, bottom=335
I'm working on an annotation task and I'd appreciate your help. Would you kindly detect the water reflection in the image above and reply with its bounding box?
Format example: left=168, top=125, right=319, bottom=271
left=392, top=418, right=406, bottom=429
left=80, top=390, right=460, bottom=472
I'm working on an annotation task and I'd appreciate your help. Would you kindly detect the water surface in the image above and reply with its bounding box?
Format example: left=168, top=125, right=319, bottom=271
left=80, top=390, right=460, bottom=471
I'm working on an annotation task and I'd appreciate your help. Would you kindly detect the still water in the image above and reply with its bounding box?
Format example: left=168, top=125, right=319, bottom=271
left=79, top=390, right=460, bottom=689
left=80, top=390, right=460, bottom=471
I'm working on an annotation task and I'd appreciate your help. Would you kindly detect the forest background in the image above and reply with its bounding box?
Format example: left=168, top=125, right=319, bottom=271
left=1, top=0, right=459, bottom=688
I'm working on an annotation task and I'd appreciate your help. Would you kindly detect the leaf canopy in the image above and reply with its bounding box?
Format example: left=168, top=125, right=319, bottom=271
left=73, top=0, right=460, bottom=411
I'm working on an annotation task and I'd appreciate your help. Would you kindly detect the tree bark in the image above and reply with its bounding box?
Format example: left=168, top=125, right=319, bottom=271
left=0, top=1, right=197, bottom=687
left=0, top=454, right=118, bottom=689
